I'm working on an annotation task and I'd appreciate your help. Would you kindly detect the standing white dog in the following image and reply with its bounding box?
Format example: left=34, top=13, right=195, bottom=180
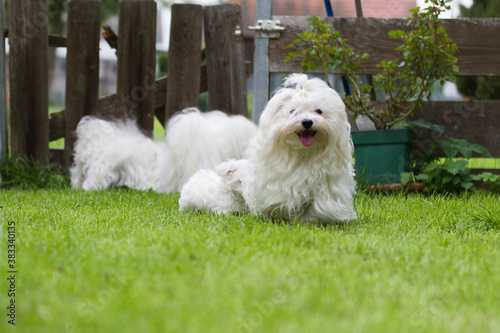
left=180, top=74, right=356, bottom=224
left=70, top=108, right=257, bottom=192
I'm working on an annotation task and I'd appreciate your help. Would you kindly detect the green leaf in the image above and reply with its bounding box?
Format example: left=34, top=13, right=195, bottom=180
left=436, top=26, right=446, bottom=34
left=408, top=119, right=445, bottom=134
left=469, top=144, right=492, bottom=157
left=426, top=162, right=439, bottom=171
left=442, top=175, right=453, bottom=184
left=473, top=172, right=500, bottom=183
left=441, top=142, right=460, bottom=158
left=409, top=7, right=420, bottom=15
left=444, top=160, right=469, bottom=175
left=415, top=173, right=430, bottom=182
left=462, top=182, right=474, bottom=190
left=400, top=172, right=413, bottom=184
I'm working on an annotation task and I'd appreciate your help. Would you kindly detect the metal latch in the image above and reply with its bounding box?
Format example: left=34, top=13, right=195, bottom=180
left=248, top=20, right=285, bottom=38
left=234, top=25, right=242, bottom=37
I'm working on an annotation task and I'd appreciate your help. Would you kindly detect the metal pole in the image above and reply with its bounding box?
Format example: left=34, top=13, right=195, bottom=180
left=0, top=0, right=7, bottom=160
left=251, top=0, right=272, bottom=124
left=354, top=0, right=363, bottom=17
left=354, top=0, right=376, bottom=101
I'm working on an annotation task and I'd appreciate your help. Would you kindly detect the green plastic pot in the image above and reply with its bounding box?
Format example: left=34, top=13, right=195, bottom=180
left=351, top=128, right=412, bottom=185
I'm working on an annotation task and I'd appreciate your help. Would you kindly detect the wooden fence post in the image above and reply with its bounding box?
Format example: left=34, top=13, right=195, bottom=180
left=251, top=0, right=271, bottom=124
left=8, top=0, right=49, bottom=164
left=204, top=4, right=247, bottom=116
left=116, top=0, right=157, bottom=137
left=0, top=0, right=7, bottom=160
left=64, top=0, right=101, bottom=168
left=165, top=4, right=203, bottom=125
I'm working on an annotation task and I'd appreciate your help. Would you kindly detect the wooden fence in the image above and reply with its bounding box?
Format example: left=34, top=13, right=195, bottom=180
left=251, top=9, right=500, bottom=175
left=2, top=1, right=247, bottom=167
left=2, top=0, right=500, bottom=177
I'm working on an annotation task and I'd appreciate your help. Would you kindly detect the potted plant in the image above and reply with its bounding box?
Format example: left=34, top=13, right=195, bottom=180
left=285, top=0, right=458, bottom=185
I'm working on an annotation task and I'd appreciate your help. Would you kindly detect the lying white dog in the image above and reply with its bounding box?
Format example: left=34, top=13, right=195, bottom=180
left=179, top=74, right=356, bottom=224
left=70, top=108, right=257, bottom=192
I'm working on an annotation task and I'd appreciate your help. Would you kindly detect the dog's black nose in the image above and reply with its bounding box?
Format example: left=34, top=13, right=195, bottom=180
left=302, top=119, right=313, bottom=129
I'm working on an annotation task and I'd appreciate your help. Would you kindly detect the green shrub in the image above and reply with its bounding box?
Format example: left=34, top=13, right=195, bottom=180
left=0, top=156, right=69, bottom=190
left=285, top=0, right=458, bottom=130
left=401, top=137, right=500, bottom=193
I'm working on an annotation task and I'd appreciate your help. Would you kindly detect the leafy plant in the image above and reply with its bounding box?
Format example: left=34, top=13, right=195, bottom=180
left=285, top=17, right=369, bottom=85
left=0, top=156, right=69, bottom=190
left=285, top=0, right=458, bottom=130
left=456, top=0, right=500, bottom=100
left=470, top=172, right=500, bottom=193
left=401, top=137, right=499, bottom=193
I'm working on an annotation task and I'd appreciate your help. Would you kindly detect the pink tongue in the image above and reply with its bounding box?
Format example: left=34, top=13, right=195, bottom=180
left=299, top=132, right=314, bottom=146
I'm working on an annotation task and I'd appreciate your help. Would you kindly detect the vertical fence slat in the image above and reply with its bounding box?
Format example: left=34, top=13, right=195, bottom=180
left=8, top=0, right=49, bottom=164
left=116, top=0, right=157, bottom=137
left=204, top=4, right=247, bottom=116
left=251, top=0, right=272, bottom=124
left=64, top=0, right=101, bottom=167
left=165, top=4, right=203, bottom=125
left=0, top=0, right=7, bottom=160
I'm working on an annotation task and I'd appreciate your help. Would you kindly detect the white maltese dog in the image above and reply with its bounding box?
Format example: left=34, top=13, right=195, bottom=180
left=70, top=108, right=257, bottom=192
left=180, top=74, right=357, bottom=224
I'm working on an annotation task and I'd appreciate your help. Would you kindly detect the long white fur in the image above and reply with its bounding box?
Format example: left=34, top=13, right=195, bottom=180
left=70, top=108, right=257, bottom=192
left=179, top=74, right=357, bottom=224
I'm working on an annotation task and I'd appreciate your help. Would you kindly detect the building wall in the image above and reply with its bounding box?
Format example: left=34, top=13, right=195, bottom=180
left=232, top=0, right=417, bottom=38
left=230, top=0, right=416, bottom=62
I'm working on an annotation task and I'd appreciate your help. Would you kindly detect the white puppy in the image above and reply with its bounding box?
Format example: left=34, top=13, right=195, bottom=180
left=70, top=108, right=257, bottom=192
left=179, top=74, right=356, bottom=224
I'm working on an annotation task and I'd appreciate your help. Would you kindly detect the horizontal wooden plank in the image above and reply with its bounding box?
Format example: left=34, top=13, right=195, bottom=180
left=270, top=17, right=500, bottom=76
left=401, top=101, right=500, bottom=158
left=48, top=34, right=66, bottom=48
left=49, top=75, right=167, bottom=142
left=49, top=61, right=253, bottom=142
left=5, top=29, right=66, bottom=47
left=348, top=101, right=500, bottom=157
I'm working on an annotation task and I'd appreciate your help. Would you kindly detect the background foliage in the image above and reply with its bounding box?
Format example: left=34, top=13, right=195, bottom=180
left=457, top=0, right=500, bottom=100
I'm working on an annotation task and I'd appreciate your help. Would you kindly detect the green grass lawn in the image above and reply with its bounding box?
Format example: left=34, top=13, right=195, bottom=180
left=1, top=189, right=499, bottom=332
left=467, top=158, right=500, bottom=169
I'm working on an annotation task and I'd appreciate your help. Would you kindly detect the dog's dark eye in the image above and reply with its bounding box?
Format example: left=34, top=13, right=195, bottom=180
left=290, top=109, right=295, bottom=114
left=315, top=109, right=323, bottom=115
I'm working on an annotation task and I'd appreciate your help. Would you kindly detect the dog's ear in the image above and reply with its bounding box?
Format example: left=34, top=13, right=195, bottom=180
left=215, top=160, right=244, bottom=193
left=215, top=159, right=240, bottom=177
left=274, top=95, right=292, bottom=113
left=215, top=163, right=232, bottom=177
left=258, top=89, right=296, bottom=128
left=333, top=123, right=354, bottom=163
